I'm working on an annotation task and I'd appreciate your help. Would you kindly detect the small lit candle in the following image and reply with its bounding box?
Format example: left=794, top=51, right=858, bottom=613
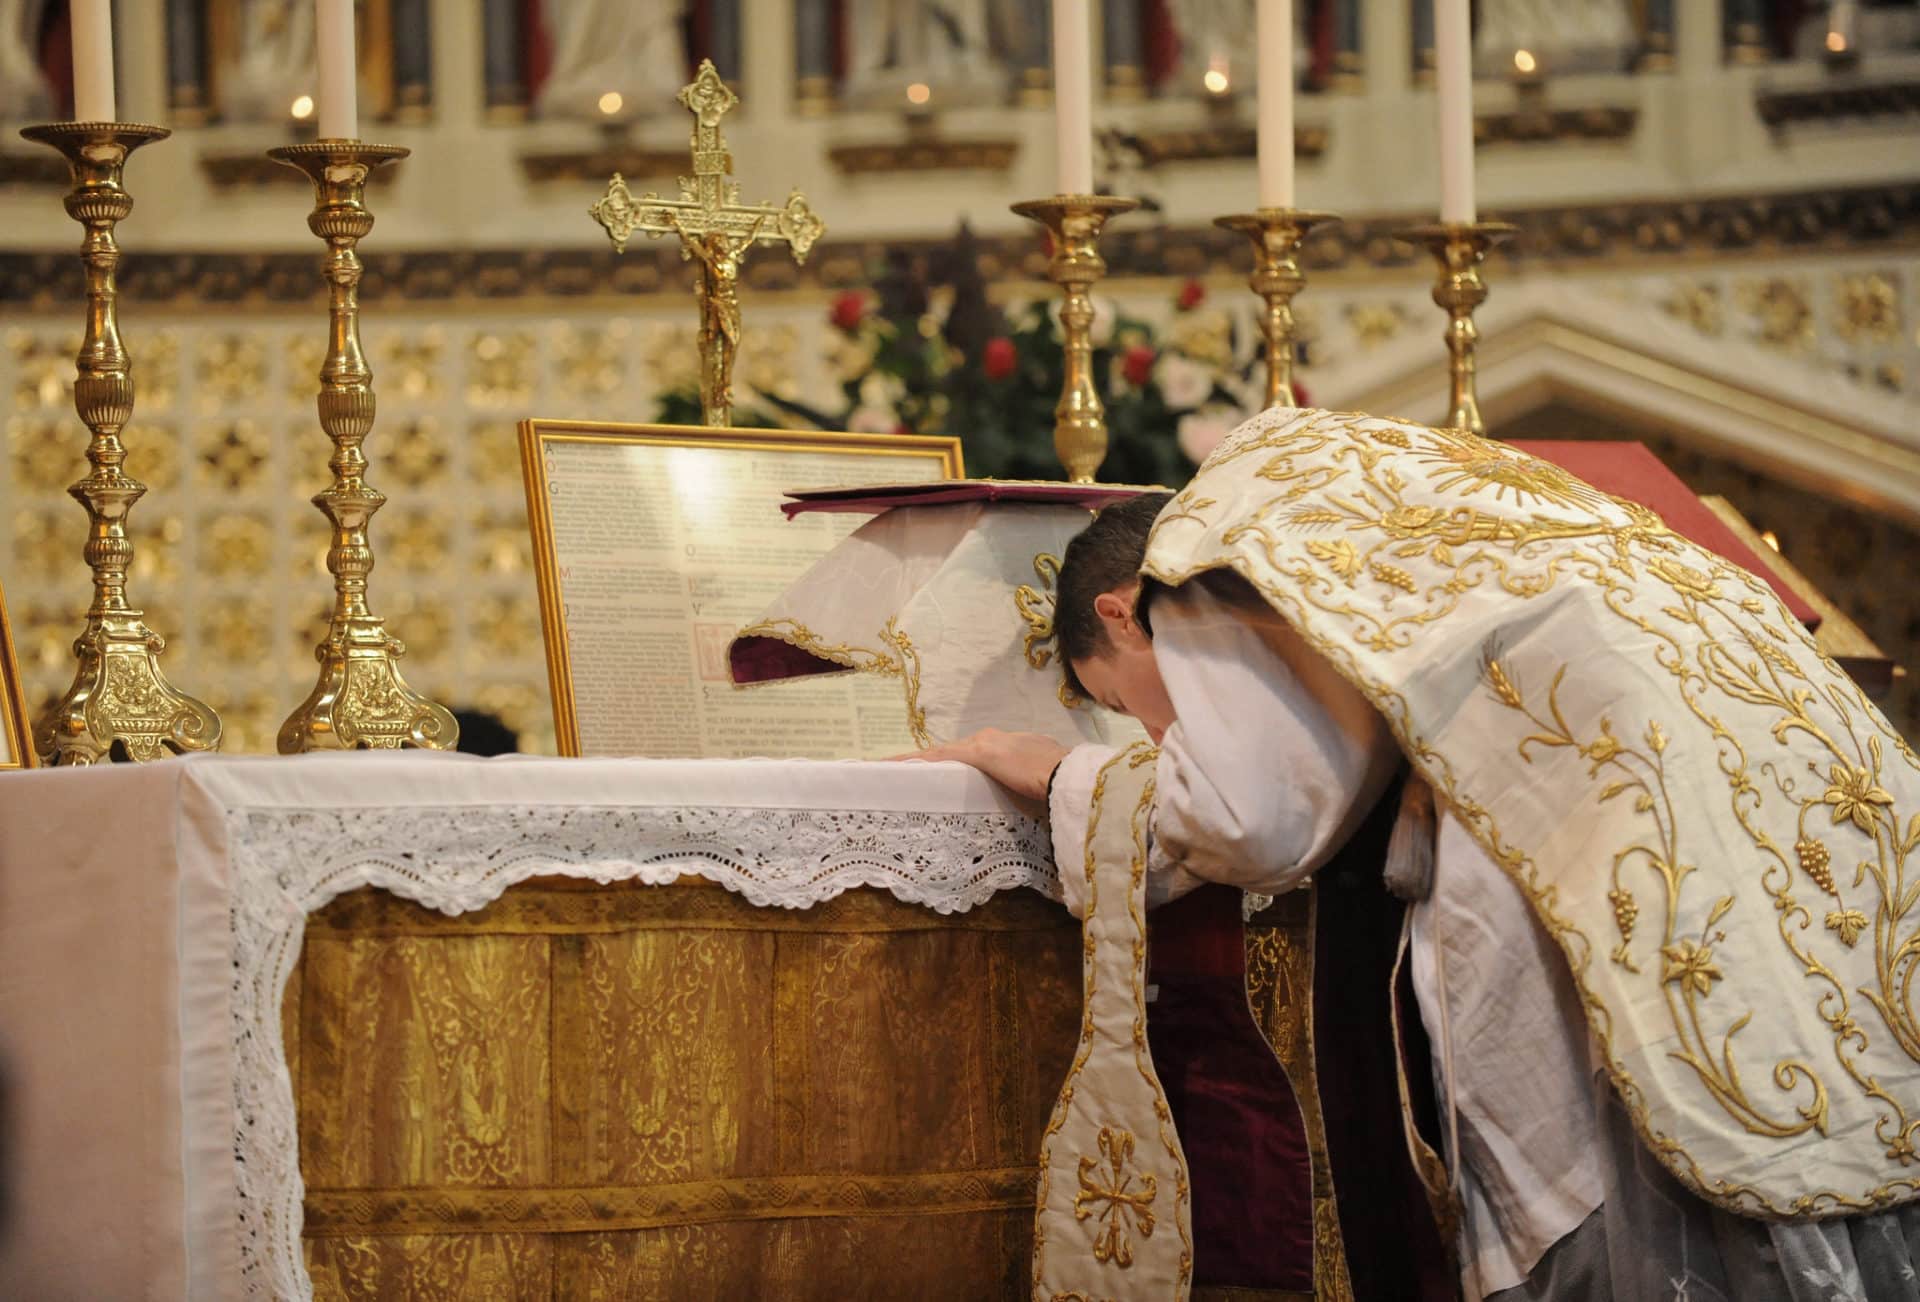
left=70, top=0, right=115, bottom=123
left=1052, top=0, right=1093, bottom=195
left=1434, top=0, right=1475, bottom=224
left=1256, top=0, right=1294, bottom=207
left=1827, top=1, right=1859, bottom=54
left=316, top=0, right=358, bottom=140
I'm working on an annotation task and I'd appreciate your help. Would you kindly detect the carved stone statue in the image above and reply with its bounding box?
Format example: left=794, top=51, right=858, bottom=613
left=1164, top=0, right=1308, bottom=98
left=0, top=0, right=54, bottom=120
left=842, top=0, right=1011, bottom=108
left=537, top=0, right=688, bottom=120
left=1474, top=0, right=1636, bottom=74
left=216, top=0, right=319, bottom=122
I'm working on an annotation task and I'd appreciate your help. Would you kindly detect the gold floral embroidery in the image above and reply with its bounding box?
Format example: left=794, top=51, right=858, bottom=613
left=1827, top=910, right=1870, bottom=948
left=1662, top=939, right=1724, bottom=998
left=1074, top=1127, right=1157, bottom=1267
left=1139, top=406, right=1920, bottom=1216
left=1823, top=763, right=1895, bottom=835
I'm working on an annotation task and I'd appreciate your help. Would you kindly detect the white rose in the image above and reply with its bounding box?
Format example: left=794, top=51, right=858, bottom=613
left=848, top=403, right=898, bottom=433
left=1154, top=352, right=1215, bottom=410
left=859, top=371, right=906, bottom=407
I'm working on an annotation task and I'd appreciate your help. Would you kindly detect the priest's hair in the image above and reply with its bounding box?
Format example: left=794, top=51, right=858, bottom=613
left=1056, top=490, right=1173, bottom=699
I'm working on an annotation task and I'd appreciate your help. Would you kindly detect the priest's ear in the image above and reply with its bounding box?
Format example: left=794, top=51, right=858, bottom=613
left=1093, top=584, right=1148, bottom=650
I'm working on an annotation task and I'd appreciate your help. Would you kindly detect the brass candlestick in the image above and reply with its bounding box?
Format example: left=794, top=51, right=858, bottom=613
left=20, top=122, right=221, bottom=765
left=1397, top=220, right=1518, bottom=436
left=268, top=140, right=456, bottom=752
left=1214, top=208, right=1340, bottom=410
left=1010, top=194, right=1140, bottom=483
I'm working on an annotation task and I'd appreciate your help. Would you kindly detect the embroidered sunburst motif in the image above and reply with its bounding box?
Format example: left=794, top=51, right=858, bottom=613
left=1409, top=427, right=1609, bottom=510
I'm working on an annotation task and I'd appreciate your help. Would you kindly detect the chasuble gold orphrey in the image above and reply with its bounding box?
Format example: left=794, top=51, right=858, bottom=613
left=1138, top=407, right=1920, bottom=1219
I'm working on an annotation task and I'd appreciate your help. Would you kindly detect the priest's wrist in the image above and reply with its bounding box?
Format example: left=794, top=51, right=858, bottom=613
left=1044, top=759, right=1063, bottom=815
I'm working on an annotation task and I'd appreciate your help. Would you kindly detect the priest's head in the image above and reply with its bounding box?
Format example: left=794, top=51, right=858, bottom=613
left=1057, top=491, right=1177, bottom=742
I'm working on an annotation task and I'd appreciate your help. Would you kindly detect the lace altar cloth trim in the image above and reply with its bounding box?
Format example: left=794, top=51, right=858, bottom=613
left=226, top=801, right=1057, bottom=1299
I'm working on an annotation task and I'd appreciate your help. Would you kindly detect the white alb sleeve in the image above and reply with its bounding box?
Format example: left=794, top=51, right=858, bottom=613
left=1148, top=584, right=1396, bottom=896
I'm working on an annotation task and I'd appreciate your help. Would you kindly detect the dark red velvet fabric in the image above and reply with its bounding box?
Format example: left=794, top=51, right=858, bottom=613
left=1147, top=885, right=1314, bottom=1293
left=727, top=635, right=842, bottom=685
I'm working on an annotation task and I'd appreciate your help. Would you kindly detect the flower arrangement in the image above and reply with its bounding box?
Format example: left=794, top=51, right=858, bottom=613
left=723, top=226, right=1305, bottom=485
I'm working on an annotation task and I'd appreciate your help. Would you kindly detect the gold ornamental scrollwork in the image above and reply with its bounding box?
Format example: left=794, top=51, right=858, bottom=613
left=734, top=615, right=932, bottom=749
left=1015, top=552, right=1087, bottom=711
left=1073, top=1126, right=1158, bottom=1268
left=1014, top=552, right=1064, bottom=670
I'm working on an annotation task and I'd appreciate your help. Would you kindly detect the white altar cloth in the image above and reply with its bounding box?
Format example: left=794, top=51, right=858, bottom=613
left=0, top=751, right=1056, bottom=1300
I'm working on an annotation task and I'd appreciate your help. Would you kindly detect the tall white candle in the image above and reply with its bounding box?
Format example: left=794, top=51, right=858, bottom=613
left=1256, top=0, right=1294, bottom=207
left=1435, top=0, right=1475, bottom=223
left=316, top=0, right=358, bottom=140
left=70, top=0, right=114, bottom=122
left=1052, top=0, right=1093, bottom=195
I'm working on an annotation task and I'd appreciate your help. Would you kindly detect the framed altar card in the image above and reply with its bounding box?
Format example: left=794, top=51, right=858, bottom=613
left=522, top=420, right=963, bottom=759
left=0, top=576, right=32, bottom=769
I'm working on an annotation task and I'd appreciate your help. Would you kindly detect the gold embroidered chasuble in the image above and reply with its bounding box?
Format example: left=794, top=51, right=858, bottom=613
left=1138, top=407, right=1920, bottom=1218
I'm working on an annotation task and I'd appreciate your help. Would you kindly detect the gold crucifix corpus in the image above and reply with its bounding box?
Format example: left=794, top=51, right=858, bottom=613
left=590, top=59, right=826, bottom=427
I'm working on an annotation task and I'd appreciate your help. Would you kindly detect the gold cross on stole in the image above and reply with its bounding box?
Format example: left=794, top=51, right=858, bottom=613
left=590, top=59, right=826, bottom=427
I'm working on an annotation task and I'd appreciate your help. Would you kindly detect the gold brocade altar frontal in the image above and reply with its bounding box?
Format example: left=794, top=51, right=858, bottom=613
left=284, top=878, right=1080, bottom=1299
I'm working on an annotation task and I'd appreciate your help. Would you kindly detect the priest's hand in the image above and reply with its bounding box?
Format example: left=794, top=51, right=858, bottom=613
left=892, top=729, right=1069, bottom=804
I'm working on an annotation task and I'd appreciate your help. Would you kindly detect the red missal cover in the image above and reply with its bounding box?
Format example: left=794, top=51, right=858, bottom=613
left=1511, top=440, right=1819, bottom=629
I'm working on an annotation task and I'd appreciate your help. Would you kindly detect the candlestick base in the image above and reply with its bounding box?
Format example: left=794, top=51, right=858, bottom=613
left=1395, top=220, right=1519, bottom=437
left=269, top=140, right=458, bottom=753
left=21, top=121, right=223, bottom=764
left=1010, top=194, right=1140, bottom=484
left=1214, top=208, right=1340, bottom=411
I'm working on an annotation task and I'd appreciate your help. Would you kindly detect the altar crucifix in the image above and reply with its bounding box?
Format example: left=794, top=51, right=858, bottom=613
left=589, top=59, right=826, bottom=427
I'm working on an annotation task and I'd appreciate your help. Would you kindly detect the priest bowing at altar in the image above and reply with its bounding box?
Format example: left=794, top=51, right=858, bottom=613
left=912, top=407, right=1920, bottom=1302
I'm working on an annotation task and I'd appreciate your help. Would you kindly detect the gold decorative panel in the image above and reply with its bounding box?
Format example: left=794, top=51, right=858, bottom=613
left=292, top=881, right=1080, bottom=1300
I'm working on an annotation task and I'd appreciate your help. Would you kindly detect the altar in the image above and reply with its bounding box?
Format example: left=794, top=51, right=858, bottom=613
left=0, top=753, right=1075, bottom=1299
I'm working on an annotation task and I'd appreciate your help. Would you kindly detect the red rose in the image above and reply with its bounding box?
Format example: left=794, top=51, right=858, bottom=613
left=1176, top=279, right=1206, bottom=310
left=1122, top=343, right=1156, bottom=388
left=830, top=290, right=866, bottom=331
left=1291, top=379, right=1311, bottom=407
left=982, top=337, right=1017, bottom=380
